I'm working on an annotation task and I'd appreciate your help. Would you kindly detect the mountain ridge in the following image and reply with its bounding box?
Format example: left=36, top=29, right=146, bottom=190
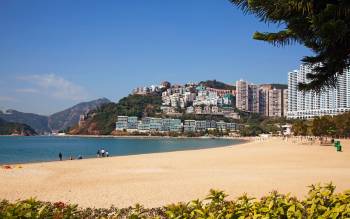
left=0, top=118, right=37, bottom=136
left=0, top=98, right=111, bottom=134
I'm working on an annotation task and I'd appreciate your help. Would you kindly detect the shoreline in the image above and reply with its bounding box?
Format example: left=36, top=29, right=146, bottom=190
left=0, top=134, right=251, bottom=140
left=0, top=136, right=250, bottom=166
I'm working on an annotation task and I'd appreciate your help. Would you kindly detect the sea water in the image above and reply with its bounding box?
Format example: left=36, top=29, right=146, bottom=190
left=0, top=136, right=244, bottom=164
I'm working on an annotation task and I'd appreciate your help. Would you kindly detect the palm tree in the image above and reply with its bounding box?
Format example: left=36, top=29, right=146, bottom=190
left=230, top=0, right=350, bottom=92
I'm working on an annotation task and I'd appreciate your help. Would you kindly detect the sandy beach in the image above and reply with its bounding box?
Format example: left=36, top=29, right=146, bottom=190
left=1, top=137, right=350, bottom=208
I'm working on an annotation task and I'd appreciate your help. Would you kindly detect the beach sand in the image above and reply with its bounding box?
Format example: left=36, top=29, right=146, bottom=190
left=0, top=137, right=349, bottom=208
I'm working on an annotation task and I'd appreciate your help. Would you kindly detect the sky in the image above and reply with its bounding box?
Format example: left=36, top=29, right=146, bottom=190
left=0, top=0, right=311, bottom=115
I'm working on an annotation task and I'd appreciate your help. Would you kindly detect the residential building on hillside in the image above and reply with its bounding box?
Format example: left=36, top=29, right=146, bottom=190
left=236, top=80, right=287, bottom=117
left=236, top=80, right=249, bottom=111
left=267, top=89, right=283, bottom=117
left=216, top=121, right=227, bottom=131
left=195, top=120, right=207, bottom=132
left=283, top=89, right=288, bottom=117
left=184, top=120, right=196, bottom=132
left=78, top=115, right=86, bottom=127
left=115, top=116, right=238, bottom=133
left=115, top=116, right=128, bottom=130
left=127, top=116, right=138, bottom=129
left=287, top=64, right=350, bottom=119
left=150, top=118, right=162, bottom=132
left=248, top=84, right=260, bottom=113
left=160, top=82, right=236, bottom=115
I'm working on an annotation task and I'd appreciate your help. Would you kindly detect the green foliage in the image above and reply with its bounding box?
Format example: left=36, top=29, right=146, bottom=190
left=1, top=183, right=349, bottom=218
left=240, top=124, right=264, bottom=136
left=230, top=0, right=350, bottom=92
left=49, top=98, right=110, bottom=131
left=262, top=84, right=288, bottom=90
left=199, top=80, right=236, bottom=90
left=178, top=114, right=236, bottom=123
left=238, top=112, right=289, bottom=136
left=0, top=118, right=37, bottom=136
left=292, top=112, right=350, bottom=137
left=71, top=94, right=162, bottom=135
left=292, top=120, right=309, bottom=136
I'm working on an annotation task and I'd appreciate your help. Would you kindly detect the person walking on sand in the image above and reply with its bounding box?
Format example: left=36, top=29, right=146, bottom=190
left=105, top=151, right=109, bottom=157
left=59, top=152, right=62, bottom=161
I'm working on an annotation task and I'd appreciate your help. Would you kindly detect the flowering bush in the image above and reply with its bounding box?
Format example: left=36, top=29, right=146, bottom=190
left=1, top=183, right=349, bottom=218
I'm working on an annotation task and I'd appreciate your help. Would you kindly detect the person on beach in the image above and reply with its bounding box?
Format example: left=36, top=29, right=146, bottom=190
left=105, top=151, right=109, bottom=157
left=97, top=149, right=101, bottom=158
left=59, top=152, right=62, bottom=161
left=78, top=155, right=83, bottom=159
left=101, top=148, right=105, bottom=157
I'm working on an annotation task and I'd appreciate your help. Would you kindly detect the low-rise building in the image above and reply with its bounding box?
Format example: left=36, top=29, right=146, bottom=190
left=203, top=105, right=211, bottom=114
left=206, top=120, right=217, bottom=129
left=127, top=116, right=138, bottom=129
left=169, top=119, right=182, bottom=132
left=195, top=106, right=202, bottom=114
left=150, top=118, right=163, bottom=132
left=211, top=106, right=219, bottom=113
left=195, top=120, right=207, bottom=132
left=184, top=120, right=196, bottom=132
left=115, top=116, right=128, bottom=131
left=137, top=122, right=150, bottom=132
left=186, top=106, right=194, bottom=114
left=116, top=116, right=241, bottom=134
left=226, top=123, right=237, bottom=131
left=216, top=121, right=227, bottom=131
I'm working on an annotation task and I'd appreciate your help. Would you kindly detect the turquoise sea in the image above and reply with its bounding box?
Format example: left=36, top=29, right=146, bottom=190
left=0, top=136, right=244, bottom=164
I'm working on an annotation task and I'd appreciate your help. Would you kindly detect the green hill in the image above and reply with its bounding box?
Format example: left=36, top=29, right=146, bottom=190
left=199, top=80, right=236, bottom=90
left=70, top=94, right=162, bottom=135
left=0, top=110, right=49, bottom=133
left=260, top=83, right=288, bottom=89
left=0, top=118, right=37, bottom=136
left=48, top=98, right=110, bottom=131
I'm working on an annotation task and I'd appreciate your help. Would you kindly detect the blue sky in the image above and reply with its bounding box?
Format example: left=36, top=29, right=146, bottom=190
left=0, top=0, right=310, bottom=115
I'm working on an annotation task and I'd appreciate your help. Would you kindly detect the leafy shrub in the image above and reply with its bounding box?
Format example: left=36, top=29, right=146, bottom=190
left=1, top=183, right=349, bottom=218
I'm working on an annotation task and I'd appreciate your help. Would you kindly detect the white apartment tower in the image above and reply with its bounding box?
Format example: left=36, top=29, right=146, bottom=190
left=287, top=64, right=350, bottom=119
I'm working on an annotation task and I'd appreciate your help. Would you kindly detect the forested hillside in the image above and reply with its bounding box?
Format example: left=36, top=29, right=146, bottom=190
left=0, top=118, right=37, bottom=136
left=69, top=94, right=162, bottom=135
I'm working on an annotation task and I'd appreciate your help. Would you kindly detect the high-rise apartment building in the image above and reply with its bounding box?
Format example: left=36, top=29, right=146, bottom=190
left=267, top=89, right=283, bottom=117
left=236, top=80, right=287, bottom=117
left=248, top=84, right=260, bottom=113
left=287, top=64, right=350, bottom=119
left=283, top=89, right=288, bottom=117
left=236, top=80, right=249, bottom=111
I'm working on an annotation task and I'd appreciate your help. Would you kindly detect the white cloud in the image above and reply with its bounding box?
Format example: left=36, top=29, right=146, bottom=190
left=15, top=88, right=39, bottom=93
left=17, top=74, right=88, bottom=101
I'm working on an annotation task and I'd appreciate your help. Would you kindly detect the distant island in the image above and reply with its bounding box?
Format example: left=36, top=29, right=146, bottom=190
left=0, top=118, right=37, bottom=136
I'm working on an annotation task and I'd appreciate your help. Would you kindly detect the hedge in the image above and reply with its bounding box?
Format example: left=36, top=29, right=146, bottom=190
left=1, top=183, right=349, bottom=218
